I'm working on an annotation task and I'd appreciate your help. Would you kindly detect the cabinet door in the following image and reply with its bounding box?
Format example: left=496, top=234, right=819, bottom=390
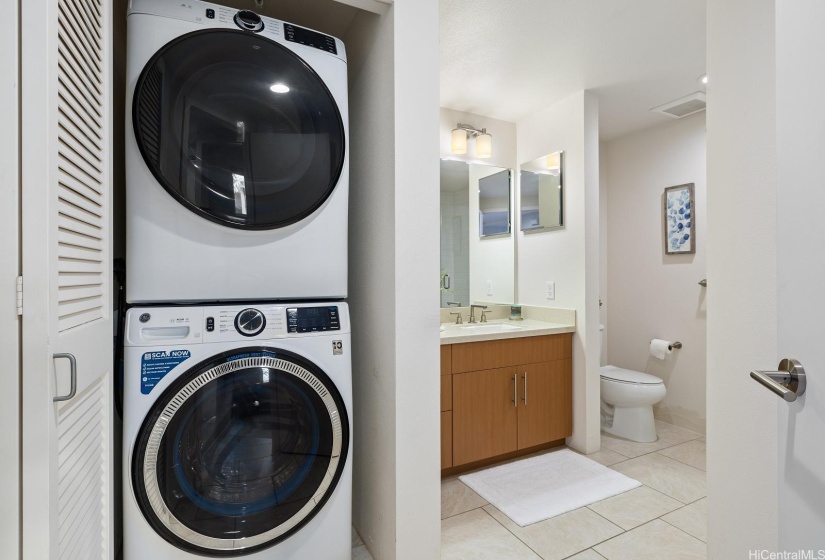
left=453, top=367, right=518, bottom=465
left=517, top=360, right=572, bottom=449
left=441, top=411, right=453, bottom=469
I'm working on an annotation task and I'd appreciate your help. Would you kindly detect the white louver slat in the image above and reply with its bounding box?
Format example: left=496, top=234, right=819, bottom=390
left=57, top=0, right=106, bottom=333
left=57, top=377, right=109, bottom=560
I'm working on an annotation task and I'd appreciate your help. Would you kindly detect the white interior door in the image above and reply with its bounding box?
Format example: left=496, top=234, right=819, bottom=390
left=775, top=0, right=825, bottom=545
left=0, top=0, right=21, bottom=558
left=20, top=0, right=114, bottom=558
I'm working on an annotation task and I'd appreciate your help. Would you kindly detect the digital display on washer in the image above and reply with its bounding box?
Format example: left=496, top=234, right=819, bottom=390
left=284, top=23, right=337, bottom=55
left=287, top=306, right=340, bottom=333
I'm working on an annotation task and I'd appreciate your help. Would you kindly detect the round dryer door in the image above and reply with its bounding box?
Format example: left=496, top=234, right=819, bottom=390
left=132, top=29, right=345, bottom=230
left=131, top=348, right=349, bottom=556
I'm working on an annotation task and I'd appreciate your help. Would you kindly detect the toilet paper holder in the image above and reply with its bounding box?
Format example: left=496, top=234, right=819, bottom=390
left=651, top=340, right=683, bottom=351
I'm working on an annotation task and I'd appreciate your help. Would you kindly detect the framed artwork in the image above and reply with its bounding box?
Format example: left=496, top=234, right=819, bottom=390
left=664, top=183, right=695, bottom=254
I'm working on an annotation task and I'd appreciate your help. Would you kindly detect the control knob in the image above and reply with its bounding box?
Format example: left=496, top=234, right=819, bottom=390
left=234, top=10, right=264, bottom=32
left=235, top=308, right=266, bottom=337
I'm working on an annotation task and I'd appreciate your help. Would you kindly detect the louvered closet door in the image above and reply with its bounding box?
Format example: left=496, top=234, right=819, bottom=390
left=20, top=0, right=114, bottom=558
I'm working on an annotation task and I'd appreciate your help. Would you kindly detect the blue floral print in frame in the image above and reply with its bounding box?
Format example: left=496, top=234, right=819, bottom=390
left=664, top=183, right=696, bottom=255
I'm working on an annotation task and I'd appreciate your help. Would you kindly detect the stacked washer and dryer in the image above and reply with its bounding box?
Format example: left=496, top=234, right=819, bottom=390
left=122, top=1, right=352, bottom=558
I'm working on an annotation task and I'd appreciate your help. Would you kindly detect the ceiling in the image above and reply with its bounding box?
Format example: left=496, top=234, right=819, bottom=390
left=440, top=0, right=706, bottom=141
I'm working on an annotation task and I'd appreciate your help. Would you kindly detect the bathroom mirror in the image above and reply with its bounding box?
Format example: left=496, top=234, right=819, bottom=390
left=520, top=151, right=564, bottom=231
left=440, top=159, right=515, bottom=308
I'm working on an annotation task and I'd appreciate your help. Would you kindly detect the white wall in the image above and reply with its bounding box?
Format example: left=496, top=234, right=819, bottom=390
left=599, top=142, right=608, bottom=360
left=516, top=91, right=601, bottom=453
left=604, top=113, right=707, bottom=433
left=468, top=164, right=515, bottom=304
left=706, top=0, right=778, bottom=555
left=346, top=2, right=441, bottom=559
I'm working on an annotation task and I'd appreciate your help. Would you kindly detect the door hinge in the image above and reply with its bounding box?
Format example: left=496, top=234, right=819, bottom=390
left=16, top=275, right=22, bottom=316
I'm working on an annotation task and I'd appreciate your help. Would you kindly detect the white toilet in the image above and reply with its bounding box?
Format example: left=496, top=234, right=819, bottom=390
left=600, top=326, right=666, bottom=443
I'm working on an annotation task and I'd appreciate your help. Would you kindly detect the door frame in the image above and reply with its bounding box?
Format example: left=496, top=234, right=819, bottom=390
left=0, top=0, right=21, bottom=558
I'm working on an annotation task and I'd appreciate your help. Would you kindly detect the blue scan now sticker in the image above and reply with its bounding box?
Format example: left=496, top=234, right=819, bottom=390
left=141, top=349, right=191, bottom=395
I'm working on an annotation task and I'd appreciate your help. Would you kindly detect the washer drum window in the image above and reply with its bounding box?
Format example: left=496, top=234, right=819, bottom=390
left=131, top=349, right=349, bottom=556
left=133, top=29, right=346, bottom=230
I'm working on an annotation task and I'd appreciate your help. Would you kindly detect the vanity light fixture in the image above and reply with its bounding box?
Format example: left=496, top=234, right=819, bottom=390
left=451, top=123, right=492, bottom=159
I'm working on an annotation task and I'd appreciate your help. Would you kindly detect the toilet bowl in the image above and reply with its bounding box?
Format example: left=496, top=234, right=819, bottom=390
left=600, top=326, right=667, bottom=442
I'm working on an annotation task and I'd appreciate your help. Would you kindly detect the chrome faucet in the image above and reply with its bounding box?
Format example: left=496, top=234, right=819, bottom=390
left=469, top=304, right=488, bottom=324
left=450, top=311, right=463, bottom=324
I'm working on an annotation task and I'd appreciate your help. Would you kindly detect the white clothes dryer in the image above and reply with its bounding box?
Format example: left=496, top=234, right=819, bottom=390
left=122, top=303, right=352, bottom=558
left=126, top=0, right=349, bottom=303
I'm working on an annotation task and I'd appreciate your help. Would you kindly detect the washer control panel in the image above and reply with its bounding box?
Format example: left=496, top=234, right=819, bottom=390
left=125, top=303, right=350, bottom=347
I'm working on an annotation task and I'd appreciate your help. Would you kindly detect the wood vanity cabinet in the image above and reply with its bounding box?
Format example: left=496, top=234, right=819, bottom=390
left=442, top=333, right=572, bottom=470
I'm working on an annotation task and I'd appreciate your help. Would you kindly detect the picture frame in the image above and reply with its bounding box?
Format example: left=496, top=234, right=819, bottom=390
left=664, top=183, right=696, bottom=255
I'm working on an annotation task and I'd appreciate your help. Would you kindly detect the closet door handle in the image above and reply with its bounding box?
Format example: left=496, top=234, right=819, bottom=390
left=53, top=353, right=77, bottom=402
left=513, top=373, right=518, bottom=407
left=523, top=371, right=528, bottom=405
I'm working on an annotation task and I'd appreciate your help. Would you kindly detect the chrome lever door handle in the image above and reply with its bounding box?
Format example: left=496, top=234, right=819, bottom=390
left=750, top=358, right=806, bottom=402
left=53, top=353, right=77, bottom=402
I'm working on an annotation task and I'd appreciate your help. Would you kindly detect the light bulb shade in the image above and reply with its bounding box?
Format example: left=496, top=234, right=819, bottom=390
left=476, top=133, right=492, bottom=159
left=451, top=128, right=467, bottom=155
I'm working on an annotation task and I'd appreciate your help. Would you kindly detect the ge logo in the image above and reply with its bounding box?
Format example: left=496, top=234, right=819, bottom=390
left=332, top=341, right=343, bottom=355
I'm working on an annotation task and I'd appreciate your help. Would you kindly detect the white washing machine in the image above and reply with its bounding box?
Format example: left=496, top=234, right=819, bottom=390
left=122, top=303, right=352, bottom=558
left=126, top=0, right=349, bottom=303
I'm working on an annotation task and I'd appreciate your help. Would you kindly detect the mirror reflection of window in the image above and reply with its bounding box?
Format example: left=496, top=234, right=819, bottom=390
left=520, top=151, right=564, bottom=231
left=478, top=169, right=512, bottom=237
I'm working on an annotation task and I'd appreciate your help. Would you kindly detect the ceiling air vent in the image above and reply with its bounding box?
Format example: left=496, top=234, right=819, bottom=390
left=650, top=92, right=706, bottom=119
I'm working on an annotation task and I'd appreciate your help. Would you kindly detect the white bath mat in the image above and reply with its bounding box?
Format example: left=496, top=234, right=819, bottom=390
left=459, top=449, right=641, bottom=527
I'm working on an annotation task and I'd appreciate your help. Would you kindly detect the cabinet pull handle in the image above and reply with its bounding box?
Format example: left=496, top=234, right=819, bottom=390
left=523, top=371, right=527, bottom=405
left=513, top=373, right=518, bottom=407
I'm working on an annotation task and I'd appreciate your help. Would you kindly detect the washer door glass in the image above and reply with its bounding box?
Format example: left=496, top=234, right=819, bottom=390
left=132, top=350, right=348, bottom=556
left=133, top=29, right=345, bottom=230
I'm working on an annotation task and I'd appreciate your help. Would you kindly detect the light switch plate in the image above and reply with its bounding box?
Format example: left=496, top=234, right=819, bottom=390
left=486, top=280, right=493, bottom=296
left=546, top=281, right=555, bottom=300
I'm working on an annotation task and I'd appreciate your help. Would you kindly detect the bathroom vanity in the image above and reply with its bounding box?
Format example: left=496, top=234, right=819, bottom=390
left=440, top=319, right=575, bottom=475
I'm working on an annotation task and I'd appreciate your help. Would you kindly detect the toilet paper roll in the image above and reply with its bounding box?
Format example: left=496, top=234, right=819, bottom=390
left=649, top=339, right=673, bottom=360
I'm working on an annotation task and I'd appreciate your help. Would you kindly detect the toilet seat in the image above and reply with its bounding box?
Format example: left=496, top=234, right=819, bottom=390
left=600, top=365, right=663, bottom=385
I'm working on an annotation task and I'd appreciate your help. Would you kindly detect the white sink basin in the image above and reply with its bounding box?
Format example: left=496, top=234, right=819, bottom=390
left=459, top=323, right=522, bottom=333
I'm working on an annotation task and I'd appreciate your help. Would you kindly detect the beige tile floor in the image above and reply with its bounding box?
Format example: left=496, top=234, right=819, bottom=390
left=438, top=421, right=707, bottom=560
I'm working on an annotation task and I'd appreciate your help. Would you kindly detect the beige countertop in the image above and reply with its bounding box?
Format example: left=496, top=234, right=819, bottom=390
left=440, top=318, right=575, bottom=345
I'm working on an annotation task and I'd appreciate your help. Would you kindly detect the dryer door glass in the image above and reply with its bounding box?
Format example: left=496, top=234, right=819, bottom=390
left=133, top=29, right=345, bottom=230
left=132, top=350, right=349, bottom=555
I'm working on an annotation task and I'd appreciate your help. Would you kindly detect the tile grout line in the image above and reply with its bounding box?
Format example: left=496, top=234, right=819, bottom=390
left=657, top=515, right=708, bottom=545
left=440, top=503, right=489, bottom=521
left=478, top=506, right=547, bottom=560
left=653, top=448, right=707, bottom=473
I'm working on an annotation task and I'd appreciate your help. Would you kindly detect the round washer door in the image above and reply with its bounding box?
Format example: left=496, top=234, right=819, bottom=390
left=133, top=29, right=345, bottom=230
left=132, top=349, right=349, bottom=557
